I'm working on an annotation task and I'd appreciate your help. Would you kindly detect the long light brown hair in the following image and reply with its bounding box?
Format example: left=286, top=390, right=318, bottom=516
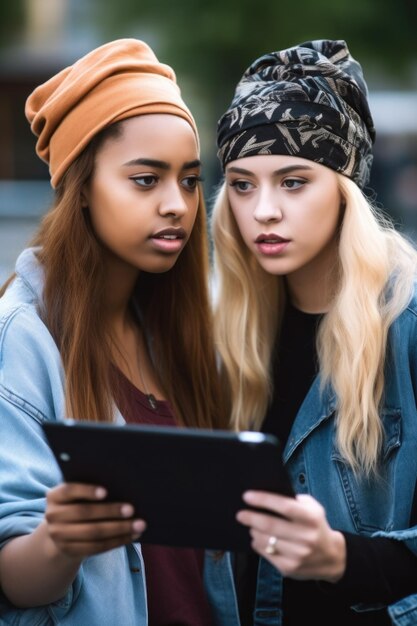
left=4, top=122, right=226, bottom=429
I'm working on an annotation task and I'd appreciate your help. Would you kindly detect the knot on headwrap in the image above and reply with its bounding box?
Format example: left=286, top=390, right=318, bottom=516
left=217, top=39, right=375, bottom=189
left=25, top=38, right=198, bottom=187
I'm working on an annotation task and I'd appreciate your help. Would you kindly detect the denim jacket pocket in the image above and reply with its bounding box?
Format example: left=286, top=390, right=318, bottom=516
left=331, top=408, right=401, bottom=533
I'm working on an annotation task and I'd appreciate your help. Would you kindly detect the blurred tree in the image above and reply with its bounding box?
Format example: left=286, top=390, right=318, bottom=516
left=2, top=0, right=416, bottom=196
left=0, top=2, right=25, bottom=48
left=99, top=0, right=417, bottom=117
left=2, top=0, right=416, bottom=123
left=96, top=0, right=417, bottom=189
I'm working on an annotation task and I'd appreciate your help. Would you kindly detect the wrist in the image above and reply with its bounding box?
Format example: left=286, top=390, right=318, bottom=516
left=325, top=530, right=347, bottom=583
left=39, top=521, right=83, bottom=568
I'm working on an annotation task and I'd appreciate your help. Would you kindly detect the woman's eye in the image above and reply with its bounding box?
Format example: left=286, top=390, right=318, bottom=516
left=283, top=178, right=304, bottom=190
left=229, top=180, right=254, bottom=193
left=182, top=176, right=201, bottom=191
left=131, top=175, right=158, bottom=188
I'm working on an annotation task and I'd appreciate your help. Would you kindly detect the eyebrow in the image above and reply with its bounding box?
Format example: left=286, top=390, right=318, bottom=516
left=122, top=158, right=202, bottom=170
left=226, top=164, right=314, bottom=176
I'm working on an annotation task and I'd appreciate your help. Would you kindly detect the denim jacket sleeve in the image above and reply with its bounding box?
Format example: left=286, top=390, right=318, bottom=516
left=0, top=296, right=82, bottom=621
left=354, top=297, right=417, bottom=624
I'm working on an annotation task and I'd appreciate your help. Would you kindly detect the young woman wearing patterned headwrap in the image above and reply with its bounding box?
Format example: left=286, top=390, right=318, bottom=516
left=212, top=39, right=417, bottom=625
left=0, top=39, right=238, bottom=625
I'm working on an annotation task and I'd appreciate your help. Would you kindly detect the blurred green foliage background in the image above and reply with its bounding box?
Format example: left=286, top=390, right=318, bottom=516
left=1, top=0, right=416, bottom=129
left=0, top=0, right=416, bottom=232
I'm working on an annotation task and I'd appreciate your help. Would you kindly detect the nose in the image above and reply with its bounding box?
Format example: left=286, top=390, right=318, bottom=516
left=159, top=181, right=188, bottom=218
left=253, top=187, right=283, bottom=223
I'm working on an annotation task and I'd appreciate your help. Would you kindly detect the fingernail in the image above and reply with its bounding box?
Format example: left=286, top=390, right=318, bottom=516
left=121, top=504, right=134, bottom=517
left=242, top=491, right=255, bottom=502
left=132, top=520, right=145, bottom=533
left=95, top=487, right=107, bottom=499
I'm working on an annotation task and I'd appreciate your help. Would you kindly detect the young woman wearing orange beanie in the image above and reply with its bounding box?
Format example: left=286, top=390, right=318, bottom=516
left=0, top=39, right=238, bottom=625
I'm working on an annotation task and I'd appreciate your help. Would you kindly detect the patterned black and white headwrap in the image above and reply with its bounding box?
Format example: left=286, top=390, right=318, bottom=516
left=217, top=40, right=375, bottom=189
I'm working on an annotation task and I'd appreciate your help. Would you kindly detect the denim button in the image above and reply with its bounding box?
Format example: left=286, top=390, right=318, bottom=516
left=298, top=473, right=306, bottom=484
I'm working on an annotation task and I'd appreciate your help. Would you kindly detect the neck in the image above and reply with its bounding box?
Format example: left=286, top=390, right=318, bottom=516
left=286, top=279, right=331, bottom=313
left=286, top=239, right=339, bottom=313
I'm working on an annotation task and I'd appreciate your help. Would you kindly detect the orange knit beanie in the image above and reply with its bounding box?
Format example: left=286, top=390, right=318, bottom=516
left=25, top=38, right=198, bottom=188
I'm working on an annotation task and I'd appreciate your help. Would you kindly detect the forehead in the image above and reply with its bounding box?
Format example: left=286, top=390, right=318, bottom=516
left=98, top=114, right=199, bottom=163
left=225, top=154, right=327, bottom=175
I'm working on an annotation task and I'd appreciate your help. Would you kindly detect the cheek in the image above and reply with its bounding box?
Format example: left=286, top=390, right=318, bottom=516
left=320, top=199, right=342, bottom=241
left=306, top=192, right=341, bottom=241
left=88, top=199, right=117, bottom=240
left=88, top=194, right=137, bottom=249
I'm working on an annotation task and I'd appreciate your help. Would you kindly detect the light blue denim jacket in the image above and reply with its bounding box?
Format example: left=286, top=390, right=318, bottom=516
left=253, top=284, right=417, bottom=626
left=0, top=248, right=240, bottom=626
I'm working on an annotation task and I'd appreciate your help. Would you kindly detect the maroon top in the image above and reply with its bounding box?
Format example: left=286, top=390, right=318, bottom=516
left=115, top=369, right=214, bottom=626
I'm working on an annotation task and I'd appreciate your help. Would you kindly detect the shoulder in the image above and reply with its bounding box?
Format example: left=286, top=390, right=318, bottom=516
left=0, top=296, right=56, bottom=359
left=387, top=281, right=417, bottom=364
left=395, top=281, right=417, bottom=324
left=0, top=274, right=64, bottom=422
left=0, top=247, right=56, bottom=361
left=0, top=253, right=54, bottom=354
left=405, top=281, right=417, bottom=317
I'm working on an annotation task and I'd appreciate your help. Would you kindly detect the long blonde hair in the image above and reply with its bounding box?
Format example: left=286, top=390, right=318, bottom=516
left=211, top=174, right=417, bottom=475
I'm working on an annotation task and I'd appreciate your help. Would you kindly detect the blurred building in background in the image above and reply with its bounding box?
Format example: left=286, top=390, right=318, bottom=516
left=0, top=0, right=98, bottom=281
left=369, top=91, right=417, bottom=240
left=1, top=0, right=416, bottom=281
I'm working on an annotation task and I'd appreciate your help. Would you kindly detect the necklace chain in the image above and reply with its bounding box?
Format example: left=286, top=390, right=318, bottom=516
left=136, top=345, right=158, bottom=411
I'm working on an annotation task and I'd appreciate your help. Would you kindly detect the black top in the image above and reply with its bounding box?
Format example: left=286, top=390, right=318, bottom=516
left=235, top=303, right=417, bottom=626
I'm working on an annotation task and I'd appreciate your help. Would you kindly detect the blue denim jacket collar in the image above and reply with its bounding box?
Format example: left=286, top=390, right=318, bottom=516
left=284, top=376, right=336, bottom=462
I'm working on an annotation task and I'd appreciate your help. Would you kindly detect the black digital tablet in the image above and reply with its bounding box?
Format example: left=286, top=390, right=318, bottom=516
left=43, top=421, right=294, bottom=552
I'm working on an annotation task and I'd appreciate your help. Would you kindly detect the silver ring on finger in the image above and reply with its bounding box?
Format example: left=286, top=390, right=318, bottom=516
left=265, top=535, right=279, bottom=556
